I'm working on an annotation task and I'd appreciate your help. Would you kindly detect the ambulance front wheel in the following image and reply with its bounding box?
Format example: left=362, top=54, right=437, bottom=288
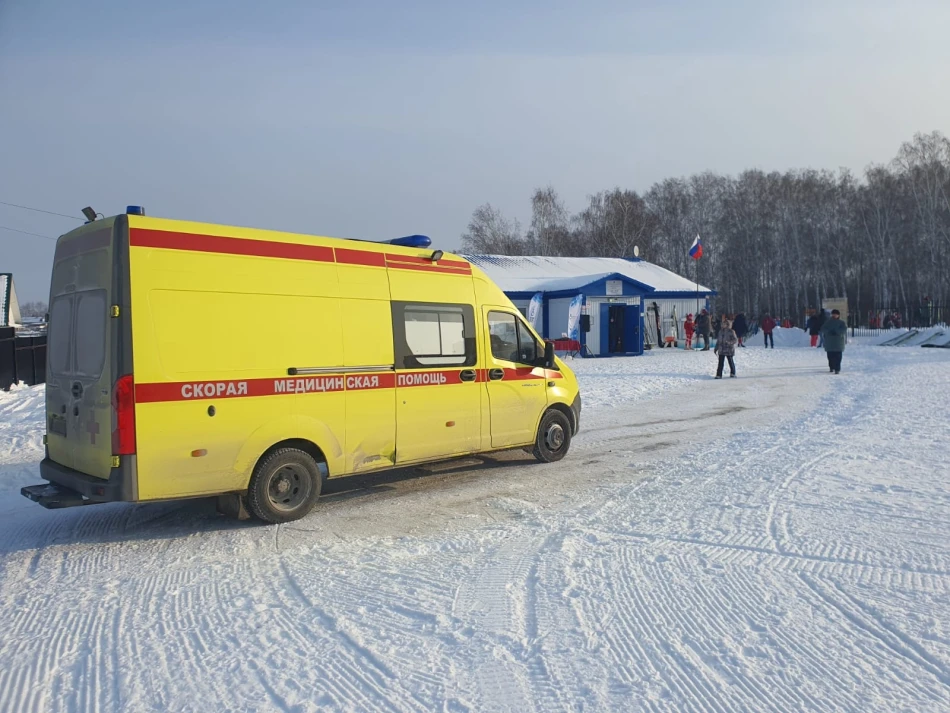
left=247, top=448, right=322, bottom=524
left=533, top=409, right=572, bottom=463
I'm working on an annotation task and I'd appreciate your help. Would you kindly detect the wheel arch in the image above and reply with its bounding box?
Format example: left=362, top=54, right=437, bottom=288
left=254, top=439, right=330, bottom=482
left=546, top=402, right=577, bottom=435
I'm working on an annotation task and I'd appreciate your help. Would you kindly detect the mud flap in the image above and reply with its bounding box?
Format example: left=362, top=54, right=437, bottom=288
left=216, top=492, right=251, bottom=520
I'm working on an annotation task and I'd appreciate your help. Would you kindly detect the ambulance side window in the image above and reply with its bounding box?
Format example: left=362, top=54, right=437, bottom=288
left=488, top=312, right=519, bottom=362
left=489, top=311, right=542, bottom=365
left=392, top=302, right=477, bottom=368
left=516, top=319, right=539, bottom=364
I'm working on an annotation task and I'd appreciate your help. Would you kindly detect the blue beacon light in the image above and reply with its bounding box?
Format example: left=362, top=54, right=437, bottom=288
left=126, top=206, right=145, bottom=216
left=388, top=234, right=431, bottom=248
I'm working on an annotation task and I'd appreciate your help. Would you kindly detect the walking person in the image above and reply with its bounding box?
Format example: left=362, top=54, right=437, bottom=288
left=684, top=313, right=695, bottom=350
left=820, top=309, right=847, bottom=374
left=806, top=311, right=822, bottom=347
left=713, top=318, right=739, bottom=379
left=696, top=309, right=711, bottom=351
left=761, top=313, right=776, bottom=348
left=732, top=312, right=749, bottom=348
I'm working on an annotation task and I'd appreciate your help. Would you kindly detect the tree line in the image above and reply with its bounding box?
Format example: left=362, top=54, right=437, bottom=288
left=460, top=131, right=950, bottom=325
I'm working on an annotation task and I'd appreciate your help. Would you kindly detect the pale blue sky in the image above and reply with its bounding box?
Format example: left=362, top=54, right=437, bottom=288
left=1, top=0, right=948, bottom=300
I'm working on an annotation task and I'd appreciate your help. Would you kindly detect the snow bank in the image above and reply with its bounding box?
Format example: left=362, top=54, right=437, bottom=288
left=770, top=326, right=811, bottom=347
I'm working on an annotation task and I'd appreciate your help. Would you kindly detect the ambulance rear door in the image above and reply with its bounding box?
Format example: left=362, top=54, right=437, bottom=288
left=45, top=220, right=119, bottom=479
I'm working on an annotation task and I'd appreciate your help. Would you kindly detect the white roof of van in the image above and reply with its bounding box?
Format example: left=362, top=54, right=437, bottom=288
left=461, top=255, right=714, bottom=295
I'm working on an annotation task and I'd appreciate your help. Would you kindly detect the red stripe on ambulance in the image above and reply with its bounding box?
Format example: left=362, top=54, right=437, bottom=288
left=134, top=370, right=434, bottom=403
left=396, top=370, right=465, bottom=387
left=346, top=373, right=396, bottom=390
left=130, top=228, right=473, bottom=276
left=131, top=229, right=335, bottom=263
left=134, top=368, right=558, bottom=404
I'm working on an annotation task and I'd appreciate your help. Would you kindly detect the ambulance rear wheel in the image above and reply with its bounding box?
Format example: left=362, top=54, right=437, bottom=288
left=533, top=409, right=572, bottom=463
left=248, top=448, right=322, bottom=524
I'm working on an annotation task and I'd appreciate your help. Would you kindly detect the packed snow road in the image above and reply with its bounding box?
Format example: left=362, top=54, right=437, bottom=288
left=1, top=345, right=949, bottom=712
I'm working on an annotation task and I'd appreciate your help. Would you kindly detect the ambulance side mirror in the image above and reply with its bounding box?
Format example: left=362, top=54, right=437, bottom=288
left=543, top=341, right=556, bottom=370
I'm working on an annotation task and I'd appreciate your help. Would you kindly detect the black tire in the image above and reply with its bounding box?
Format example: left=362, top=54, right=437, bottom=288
left=247, top=448, right=322, bottom=524
left=532, top=409, right=572, bottom=463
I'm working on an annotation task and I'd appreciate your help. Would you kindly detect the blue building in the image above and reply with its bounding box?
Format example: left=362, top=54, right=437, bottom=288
left=463, top=256, right=716, bottom=356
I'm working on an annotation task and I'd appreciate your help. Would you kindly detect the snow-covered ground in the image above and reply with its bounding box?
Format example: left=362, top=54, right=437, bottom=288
left=1, top=343, right=949, bottom=712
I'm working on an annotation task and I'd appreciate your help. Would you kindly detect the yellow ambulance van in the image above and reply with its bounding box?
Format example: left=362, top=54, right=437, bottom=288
left=22, top=208, right=581, bottom=523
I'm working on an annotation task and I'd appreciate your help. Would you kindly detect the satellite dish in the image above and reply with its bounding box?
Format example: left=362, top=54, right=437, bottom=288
left=634, top=246, right=640, bottom=257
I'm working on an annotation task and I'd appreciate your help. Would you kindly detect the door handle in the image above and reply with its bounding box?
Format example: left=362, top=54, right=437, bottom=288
left=489, top=368, right=505, bottom=381
left=459, top=369, right=477, bottom=382
left=71, top=381, right=84, bottom=399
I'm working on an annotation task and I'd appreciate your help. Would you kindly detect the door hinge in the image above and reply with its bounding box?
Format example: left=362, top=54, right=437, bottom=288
left=111, top=456, right=121, bottom=468
left=111, top=305, right=121, bottom=318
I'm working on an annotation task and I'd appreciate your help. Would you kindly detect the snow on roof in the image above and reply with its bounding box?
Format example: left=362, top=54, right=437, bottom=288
left=462, top=255, right=714, bottom=295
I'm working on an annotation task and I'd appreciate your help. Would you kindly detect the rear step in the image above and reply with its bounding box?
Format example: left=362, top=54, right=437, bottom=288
left=21, top=483, right=101, bottom=509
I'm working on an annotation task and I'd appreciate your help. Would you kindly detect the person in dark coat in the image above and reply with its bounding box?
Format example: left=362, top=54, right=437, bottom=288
left=713, top=318, right=738, bottom=378
left=806, top=311, right=822, bottom=347
left=820, top=309, right=847, bottom=373
left=760, top=313, right=777, bottom=348
left=695, top=309, right=711, bottom=351
left=732, top=312, right=748, bottom=347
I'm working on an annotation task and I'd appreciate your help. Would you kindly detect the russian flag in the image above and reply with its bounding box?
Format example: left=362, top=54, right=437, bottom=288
left=689, top=235, right=703, bottom=260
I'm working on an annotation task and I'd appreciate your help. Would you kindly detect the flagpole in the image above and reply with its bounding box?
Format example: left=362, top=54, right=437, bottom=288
left=695, top=257, right=699, bottom=316
left=693, top=235, right=701, bottom=315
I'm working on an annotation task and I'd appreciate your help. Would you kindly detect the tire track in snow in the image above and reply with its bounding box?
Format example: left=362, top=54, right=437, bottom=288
left=800, top=573, right=950, bottom=690
left=614, top=547, right=732, bottom=713
left=274, top=559, right=416, bottom=713
left=649, top=561, right=799, bottom=711
left=453, top=534, right=547, bottom=712
left=764, top=450, right=835, bottom=556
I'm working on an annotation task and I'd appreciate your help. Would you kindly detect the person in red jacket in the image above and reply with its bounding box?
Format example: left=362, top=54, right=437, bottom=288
left=684, top=313, right=695, bottom=350
left=761, top=313, right=776, bottom=349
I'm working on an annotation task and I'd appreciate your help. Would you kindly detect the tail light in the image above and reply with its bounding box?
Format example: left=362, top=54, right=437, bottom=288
left=112, top=374, right=137, bottom=455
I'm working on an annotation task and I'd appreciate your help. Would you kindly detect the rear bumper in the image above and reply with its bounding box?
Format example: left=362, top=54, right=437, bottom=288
left=37, top=457, right=136, bottom=503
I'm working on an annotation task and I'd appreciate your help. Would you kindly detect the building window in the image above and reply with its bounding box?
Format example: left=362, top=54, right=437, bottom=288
left=392, top=302, right=476, bottom=368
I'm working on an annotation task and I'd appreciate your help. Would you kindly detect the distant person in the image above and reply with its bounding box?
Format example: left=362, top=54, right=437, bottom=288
left=820, top=309, right=847, bottom=374
left=806, top=311, right=822, bottom=347
left=761, top=313, right=776, bottom=348
left=714, top=318, right=739, bottom=378
left=684, top=313, right=695, bottom=350
left=696, top=309, right=711, bottom=351
left=732, top=312, right=749, bottom=347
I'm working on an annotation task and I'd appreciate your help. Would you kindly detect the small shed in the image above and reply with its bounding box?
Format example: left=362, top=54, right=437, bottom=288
left=463, top=256, right=716, bottom=356
left=0, top=274, right=21, bottom=328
